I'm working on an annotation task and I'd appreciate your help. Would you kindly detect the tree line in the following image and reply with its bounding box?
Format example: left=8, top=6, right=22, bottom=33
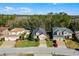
left=1, top=12, right=79, bottom=32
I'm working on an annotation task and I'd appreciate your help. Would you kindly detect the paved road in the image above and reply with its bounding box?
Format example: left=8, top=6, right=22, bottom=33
left=0, top=41, right=16, bottom=48
left=0, top=47, right=79, bottom=56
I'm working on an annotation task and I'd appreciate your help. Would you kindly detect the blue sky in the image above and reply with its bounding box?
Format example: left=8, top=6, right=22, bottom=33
left=0, top=3, right=79, bottom=15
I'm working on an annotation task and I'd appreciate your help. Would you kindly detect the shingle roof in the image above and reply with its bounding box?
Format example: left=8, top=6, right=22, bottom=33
left=32, top=28, right=46, bottom=35
left=53, top=27, right=73, bottom=34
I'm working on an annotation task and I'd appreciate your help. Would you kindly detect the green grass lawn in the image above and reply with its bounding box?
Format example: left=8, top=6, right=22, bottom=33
left=15, top=40, right=39, bottom=47
left=0, top=41, right=3, bottom=46
left=46, top=39, right=53, bottom=47
left=64, top=39, right=79, bottom=49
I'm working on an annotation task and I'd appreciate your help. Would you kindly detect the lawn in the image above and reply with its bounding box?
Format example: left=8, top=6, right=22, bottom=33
left=15, top=40, right=39, bottom=47
left=0, top=41, right=3, bottom=46
left=64, top=39, right=79, bottom=49
left=18, top=53, right=34, bottom=56
left=46, top=39, right=53, bottom=47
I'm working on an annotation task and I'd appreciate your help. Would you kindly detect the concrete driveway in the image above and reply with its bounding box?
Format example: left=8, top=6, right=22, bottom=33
left=39, top=40, right=47, bottom=47
left=0, top=41, right=16, bottom=48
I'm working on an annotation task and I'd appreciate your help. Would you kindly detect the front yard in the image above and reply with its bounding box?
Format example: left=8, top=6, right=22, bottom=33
left=64, top=39, right=79, bottom=49
left=15, top=40, right=39, bottom=47
left=46, top=39, right=53, bottom=47
left=0, top=41, right=3, bottom=46
left=0, top=38, right=4, bottom=46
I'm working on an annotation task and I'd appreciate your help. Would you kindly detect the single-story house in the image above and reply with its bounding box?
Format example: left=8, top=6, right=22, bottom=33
left=53, top=27, right=73, bottom=40
left=32, top=28, right=47, bottom=40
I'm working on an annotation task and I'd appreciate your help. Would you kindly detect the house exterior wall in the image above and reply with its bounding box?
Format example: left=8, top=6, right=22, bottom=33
left=1, top=29, right=9, bottom=35
left=39, top=34, right=47, bottom=40
left=9, top=31, right=25, bottom=36
left=5, top=36, right=19, bottom=41
left=53, top=36, right=65, bottom=41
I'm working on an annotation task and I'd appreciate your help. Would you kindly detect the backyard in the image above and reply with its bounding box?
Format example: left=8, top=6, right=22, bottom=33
left=15, top=40, right=39, bottom=47
left=64, top=39, right=79, bottom=49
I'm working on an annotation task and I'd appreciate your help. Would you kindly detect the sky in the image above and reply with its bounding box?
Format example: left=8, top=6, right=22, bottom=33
left=0, top=3, right=79, bottom=15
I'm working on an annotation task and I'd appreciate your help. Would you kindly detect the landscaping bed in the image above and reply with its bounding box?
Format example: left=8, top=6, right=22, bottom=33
left=64, top=39, right=79, bottom=49
left=15, top=40, right=39, bottom=47
left=46, top=39, right=53, bottom=47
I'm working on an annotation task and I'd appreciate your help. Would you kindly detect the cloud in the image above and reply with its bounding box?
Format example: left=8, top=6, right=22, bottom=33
left=17, top=7, right=32, bottom=13
left=3, top=6, right=14, bottom=11
left=0, top=6, right=32, bottom=14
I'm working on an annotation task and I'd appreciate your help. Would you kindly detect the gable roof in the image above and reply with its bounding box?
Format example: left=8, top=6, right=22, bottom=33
left=32, top=28, right=46, bottom=35
left=53, top=27, right=73, bottom=34
left=10, top=28, right=25, bottom=32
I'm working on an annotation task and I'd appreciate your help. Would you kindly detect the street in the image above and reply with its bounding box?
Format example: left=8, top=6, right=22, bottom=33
left=0, top=47, right=79, bottom=56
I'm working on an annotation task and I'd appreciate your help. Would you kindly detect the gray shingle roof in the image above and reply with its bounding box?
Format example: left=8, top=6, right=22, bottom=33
left=53, top=27, right=73, bottom=35
left=32, top=28, right=46, bottom=35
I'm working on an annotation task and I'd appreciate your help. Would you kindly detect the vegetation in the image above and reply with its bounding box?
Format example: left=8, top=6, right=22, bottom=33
left=15, top=40, right=39, bottom=47
left=46, top=39, right=53, bottom=47
left=0, top=38, right=5, bottom=46
left=8, top=12, right=71, bottom=32
left=64, top=39, right=79, bottom=49
left=0, top=41, right=3, bottom=46
left=0, top=14, right=16, bottom=26
left=18, top=53, right=34, bottom=56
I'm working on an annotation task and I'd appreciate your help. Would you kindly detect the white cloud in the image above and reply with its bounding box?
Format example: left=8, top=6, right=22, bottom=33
left=17, top=7, right=32, bottom=13
left=3, top=6, right=14, bottom=11
left=0, top=6, right=32, bottom=14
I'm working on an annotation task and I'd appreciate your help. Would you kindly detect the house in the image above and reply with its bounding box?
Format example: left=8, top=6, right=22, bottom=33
left=0, top=27, right=9, bottom=40
left=75, top=31, right=79, bottom=41
left=53, top=27, right=73, bottom=40
left=0, top=27, right=9, bottom=35
left=9, top=28, right=26, bottom=36
left=32, top=28, right=47, bottom=40
left=5, top=28, right=26, bottom=41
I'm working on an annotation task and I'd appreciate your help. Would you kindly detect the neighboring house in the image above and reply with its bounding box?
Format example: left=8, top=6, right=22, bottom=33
left=0, top=27, right=9, bottom=40
left=53, top=27, right=73, bottom=41
left=5, top=28, right=26, bottom=41
left=32, top=28, right=47, bottom=40
left=75, top=31, right=79, bottom=41
left=53, top=27, right=73, bottom=47
left=0, top=27, right=9, bottom=35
